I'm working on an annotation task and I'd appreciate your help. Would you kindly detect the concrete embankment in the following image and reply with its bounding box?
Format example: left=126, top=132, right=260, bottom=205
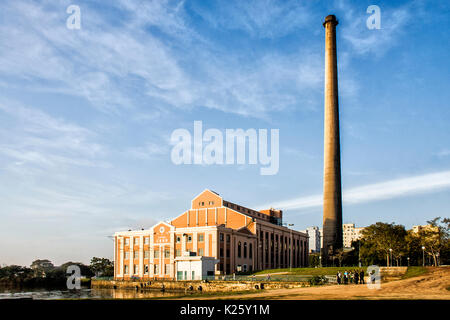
left=92, top=279, right=310, bottom=293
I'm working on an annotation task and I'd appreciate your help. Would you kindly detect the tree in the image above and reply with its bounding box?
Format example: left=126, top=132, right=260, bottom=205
left=60, top=262, right=94, bottom=278
left=309, top=253, right=321, bottom=267
left=360, top=222, right=407, bottom=266
left=0, top=265, right=33, bottom=280
left=90, top=257, right=114, bottom=277
left=416, top=217, right=450, bottom=266
left=30, top=259, right=54, bottom=277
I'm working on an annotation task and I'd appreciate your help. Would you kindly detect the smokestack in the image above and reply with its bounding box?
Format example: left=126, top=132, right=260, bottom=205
left=322, top=15, right=343, bottom=263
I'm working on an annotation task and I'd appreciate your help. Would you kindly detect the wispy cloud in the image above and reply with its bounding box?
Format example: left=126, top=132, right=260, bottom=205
left=190, top=0, right=312, bottom=39
left=337, top=0, right=411, bottom=56
left=0, top=99, right=109, bottom=169
left=261, top=171, right=450, bottom=211
left=0, top=0, right=327, bottom=118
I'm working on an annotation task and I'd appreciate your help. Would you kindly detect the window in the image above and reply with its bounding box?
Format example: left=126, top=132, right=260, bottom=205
left=176, top=249, right=181, bottom=257
left=144, top=237, right=149, bottom=245
left=154, top=264, right=159, bottom=274
left=154, top=250, right=159, bottom=259
left=198, top=248, right=204, bottom=256
left=220, top=248, right=224, bottom=257
left=124, top=252, right=129, bottom=260
left=144, top=265, right=149, bottom=274
left=237, top=241, right=242, bottom=258
left=244, top=242, right=247, bottom=258
left=249, top=243, right=253, bottom=258
left=134, top=251, right=139, bottom=259
left=165, top=264, right=170, bottom=275
left=226, top=234, right=230, bottom=243
left=165, top=249, right=170, bottom=258
left=198, top=234, right=204, bottom=242
left=187, top=235, right=192, bottom=243
left=226, top=249, right=230, bottom=258
left=134, top=265, right=138, bottom=274
left=134, top=237, right=139, bottom=245
left=208, top=201, right=214, bottom=205
left=144, top=251, right=149, bottom=259
left=176, top=236, right=181, bottom=243
left=124, top=238, right=129, bottom=246
left=124, top=265, right=129, bottom=274
left=220, top=233, right=224, bottom=242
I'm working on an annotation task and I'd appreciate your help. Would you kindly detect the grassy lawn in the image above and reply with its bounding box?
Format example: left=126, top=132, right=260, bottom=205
left=401, top=266, right=428, bottom=279
left=251, top=267, right=362, bottom=276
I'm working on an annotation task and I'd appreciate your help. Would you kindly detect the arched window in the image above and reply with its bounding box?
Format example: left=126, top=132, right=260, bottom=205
left=243, top=242, right=247, bottom=258
left=249, top=243, right=253, bottom=259
left=238, top=241, right=242, bottom=258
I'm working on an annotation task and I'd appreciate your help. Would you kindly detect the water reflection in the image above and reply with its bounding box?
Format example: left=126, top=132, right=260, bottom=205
left=0, top=288, right=187, bottom=300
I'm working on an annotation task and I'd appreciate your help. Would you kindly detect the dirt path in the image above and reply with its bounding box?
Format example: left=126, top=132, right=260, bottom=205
left=179, top=267, right=450, bottom=300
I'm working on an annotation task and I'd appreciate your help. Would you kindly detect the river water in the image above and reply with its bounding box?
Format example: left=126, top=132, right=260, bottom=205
left=0, top=287, right=188, bottom=300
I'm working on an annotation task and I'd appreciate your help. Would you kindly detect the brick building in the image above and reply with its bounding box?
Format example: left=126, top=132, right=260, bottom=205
left=114, top=189, right=308, bottom=280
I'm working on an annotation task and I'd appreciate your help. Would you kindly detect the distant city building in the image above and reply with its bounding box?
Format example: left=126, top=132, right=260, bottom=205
left=302, top=227, right=321, bottom=253
left=342, top=223, right=365, bottom=248
left=317, top=223, right=366, bottom=250
left=411, top=224, right=439, bottom=233
left=114, top=189, right=308, bottom=280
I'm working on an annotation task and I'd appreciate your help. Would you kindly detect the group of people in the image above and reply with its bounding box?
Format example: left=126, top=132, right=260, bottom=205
left=336, top=270, right=365, bottom=285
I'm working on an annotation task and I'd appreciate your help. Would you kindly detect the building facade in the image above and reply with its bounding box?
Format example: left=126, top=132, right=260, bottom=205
left=114, top=190, right=309, bottom=280
left=342, top=224, right=365, bottom=248
left=411, top=224, right=439, bottom=234
left=304, top=226, right=321, bottom=253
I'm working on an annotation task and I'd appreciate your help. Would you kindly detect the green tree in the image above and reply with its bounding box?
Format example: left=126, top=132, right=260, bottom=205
left=30, top=259, right=54, bottom=277
left=90, top=257, right=114, bottom=277
left=60, top=262, right=94, bottom=278
left=360, top=222, right=407, bottom=266
left=417, top=217, right=450, bottom=266
left=309, top=253, right=320, bottom=267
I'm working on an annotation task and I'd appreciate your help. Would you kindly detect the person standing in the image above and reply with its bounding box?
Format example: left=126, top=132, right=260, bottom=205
left=359, top=270, right=365, bottom=284
left=344, top=270, right=348, bottom=284
left=354, top=270, right=359, bottom=284
left=336, top=271, right=341, bottom=285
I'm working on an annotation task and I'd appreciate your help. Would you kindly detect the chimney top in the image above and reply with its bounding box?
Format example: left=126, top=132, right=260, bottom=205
left=323, top=15, right=338, bottom=27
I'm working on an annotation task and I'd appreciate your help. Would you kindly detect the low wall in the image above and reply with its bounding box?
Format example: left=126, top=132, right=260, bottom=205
left=379, top=267, right=408, bottom=281
left=91, top=279, right=310, bottom=293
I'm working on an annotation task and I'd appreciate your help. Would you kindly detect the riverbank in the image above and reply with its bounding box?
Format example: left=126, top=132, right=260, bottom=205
left=91, top=279, right=310, bottom=293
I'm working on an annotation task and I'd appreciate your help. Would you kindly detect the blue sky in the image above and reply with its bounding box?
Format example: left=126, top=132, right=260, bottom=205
left=0, top=0, right=449, bottom=266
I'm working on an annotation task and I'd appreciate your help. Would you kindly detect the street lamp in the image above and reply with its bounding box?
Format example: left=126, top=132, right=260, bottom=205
left=407, top=257, right=410, bottom=267
left=389, top=248, right=393, bottom=267
left=319, top=255, right=322, bottom=268
left=422, top=246, right=425, bottom=267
